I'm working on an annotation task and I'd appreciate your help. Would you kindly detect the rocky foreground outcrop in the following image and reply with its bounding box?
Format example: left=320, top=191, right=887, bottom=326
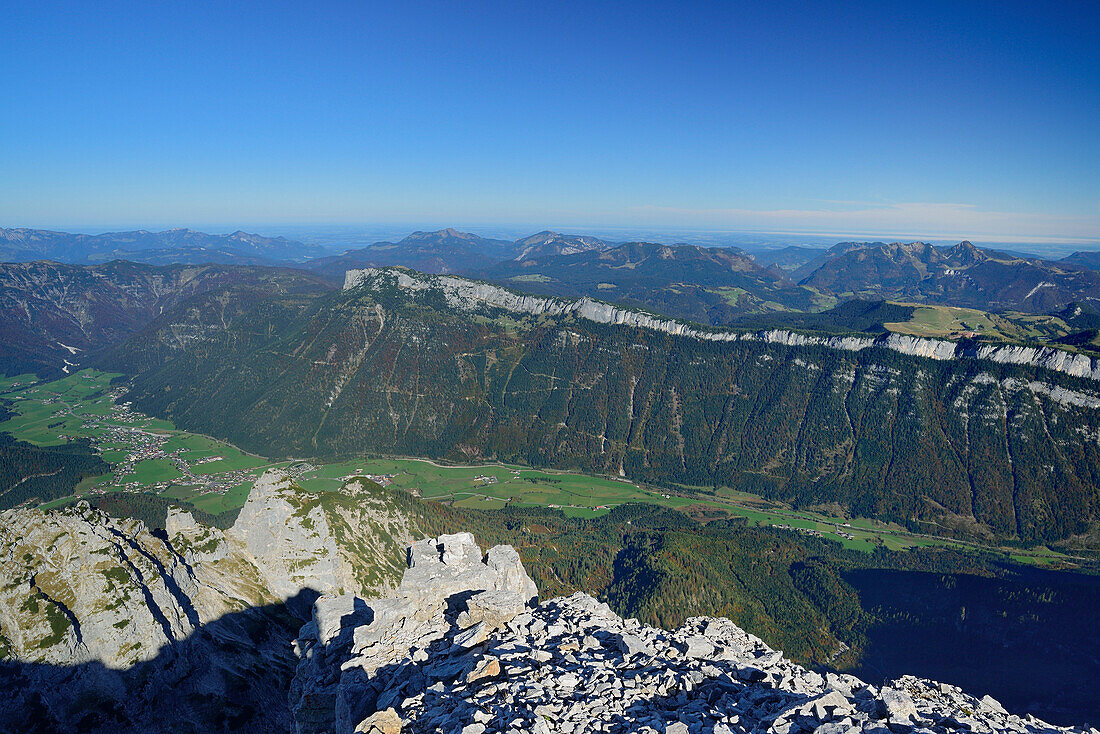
left=3, top=482, right=1096, bottom=733
left=0, top=471, right=427, bottom=668
left=296, top=533, right=1096, bottom=734
left=0, top=471, right=437, bottom=731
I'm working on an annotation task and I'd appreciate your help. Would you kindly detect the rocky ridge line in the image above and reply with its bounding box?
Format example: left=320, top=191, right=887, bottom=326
left=0, top=470, right=433, bottom=669
left=292, top=533, right=1095, bottom=734
left=344, top=267, right=1100, bottom=386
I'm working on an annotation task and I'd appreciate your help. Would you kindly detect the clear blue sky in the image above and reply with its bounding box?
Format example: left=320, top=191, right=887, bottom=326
left=2, top=0, right=1098, bottom=242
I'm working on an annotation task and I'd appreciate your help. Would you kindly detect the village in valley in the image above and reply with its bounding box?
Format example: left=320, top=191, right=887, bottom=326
left=769, top=522, right=857, bottom=542
left=55, top=393, right=256, bottom=496
left=0, top=370, right=274, bottom=514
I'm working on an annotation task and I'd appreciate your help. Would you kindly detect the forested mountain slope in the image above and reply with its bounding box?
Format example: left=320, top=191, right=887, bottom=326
left=0, top=433, right=109, bottom=508
left=799, top=241, right=1100, bottom=312
left=0, top=260, right=332, bottom=377
left=480, top=240, right=829, bottom=323
left=99, top=269, right=1100, bottom=544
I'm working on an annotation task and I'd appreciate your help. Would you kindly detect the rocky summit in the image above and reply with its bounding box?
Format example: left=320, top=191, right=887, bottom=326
left=1, top=481, right=1095, bottom=733
left=293, top=534, right=1095, bottom=734
left=0, top=471, right=446, bottom=731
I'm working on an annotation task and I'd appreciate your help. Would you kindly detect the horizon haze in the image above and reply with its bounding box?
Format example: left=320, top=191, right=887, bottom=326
left=3, top=1, right=1097, bottom=242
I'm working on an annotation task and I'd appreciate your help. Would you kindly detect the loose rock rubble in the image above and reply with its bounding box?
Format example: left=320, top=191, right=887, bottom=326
left=291, top=532, right=539, bottom=733
left=292, top=535, right=1097, bottom=734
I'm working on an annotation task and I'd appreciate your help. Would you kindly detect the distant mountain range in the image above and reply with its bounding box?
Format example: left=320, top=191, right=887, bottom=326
left=0, top=227, right=330, bottom=265
left=748, top=244, right=829, bottom=273
left=792, top=240, right=1100, bottom=311
left=8, top=224, right=1100, bottom=328
left=1061, top=251, right=1100, bottom=270
left=305, top=229, right=1100, bottom=324
left=304, top=227, right=515, bottom=278
left=478, top=240, right=829, bottom=323
left=511, top=230, right=608, bottom=261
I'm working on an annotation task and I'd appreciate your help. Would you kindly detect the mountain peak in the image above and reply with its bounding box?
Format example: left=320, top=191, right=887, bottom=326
left=512, top=230, right=608, bottom=261
left=404, top=228, right=478, bottom=241
left=513, top=230, right=561, bottom=245
left=943, top=240, right=988, bottom=265
left=950, top=240, right=982, bottom=254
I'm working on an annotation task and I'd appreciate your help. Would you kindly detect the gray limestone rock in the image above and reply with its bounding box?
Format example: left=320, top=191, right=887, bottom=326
left=456, top=589, right=528, bottom=630
left=289, top=541, right=1094, bottom=734
left=0, top=470, right=443, bottom=732
left=228, top=471, right=352, bottom=600
left=291, top=532, right=539, bottom=734
left=356, top=707, right=402, bottom=733
left=453, top=621, right=489, bottom=649
left=164, top=505, right=199, bottom=537
left=879, top=687, right=918, bottom=722
left=681, top=635, right=716, bottom=659
left=617, top=632, right=657, bottom=658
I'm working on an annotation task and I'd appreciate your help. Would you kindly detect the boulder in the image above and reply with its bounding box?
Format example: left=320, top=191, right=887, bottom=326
left=355, top=707, right=402, bottom=734
left=456, top=589, right=527, bottom=630
left=617, top=632, right=656, bottom=658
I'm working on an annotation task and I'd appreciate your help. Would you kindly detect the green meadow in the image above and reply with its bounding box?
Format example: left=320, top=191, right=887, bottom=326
left=0, top=370, right=1075, bottom=568
left=294, top=457, right=675, bottom=517
left=0, top=370, right=284, bottom=510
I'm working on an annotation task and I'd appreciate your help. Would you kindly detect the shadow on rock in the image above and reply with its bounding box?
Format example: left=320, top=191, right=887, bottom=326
left=0, top=588, right=321, bottom=734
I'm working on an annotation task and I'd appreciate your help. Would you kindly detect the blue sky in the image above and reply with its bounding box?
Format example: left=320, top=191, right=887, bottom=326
left=2, top=0, right=1098, bottom=243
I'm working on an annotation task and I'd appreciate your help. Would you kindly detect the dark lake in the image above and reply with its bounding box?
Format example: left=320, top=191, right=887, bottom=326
left=844, top=565, right=1100, bottom=727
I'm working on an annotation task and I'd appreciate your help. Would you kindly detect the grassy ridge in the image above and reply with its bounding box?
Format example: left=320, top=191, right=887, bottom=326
left=296, top=457, right=685, bottom=518
left=883, top=303, right=1070, bottom=342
